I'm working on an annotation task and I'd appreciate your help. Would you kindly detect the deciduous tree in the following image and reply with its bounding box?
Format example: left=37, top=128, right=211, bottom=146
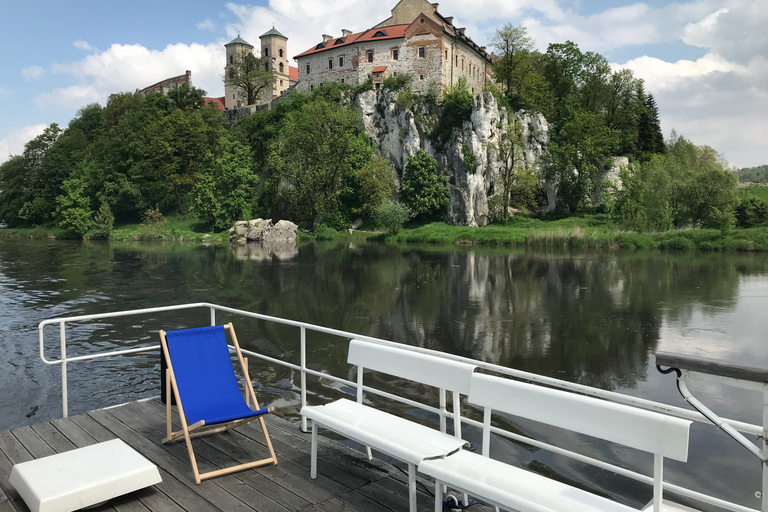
left=223, top=47, right=272, bottom=106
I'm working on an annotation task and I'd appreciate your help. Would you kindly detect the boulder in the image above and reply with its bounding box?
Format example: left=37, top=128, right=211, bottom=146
left=229, top=218, right=298, bottom=245
left=263, top=220, right=298, bottom=243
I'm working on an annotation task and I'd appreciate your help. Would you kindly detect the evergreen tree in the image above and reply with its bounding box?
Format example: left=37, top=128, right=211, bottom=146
left=638, top=94, right=665, bottom=156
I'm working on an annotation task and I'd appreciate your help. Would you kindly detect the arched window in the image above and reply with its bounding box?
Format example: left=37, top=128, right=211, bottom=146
left=264, top=48, right=269, bottom=57
left=229, top=55, right=233, bottom=64
left=279, top=62, right=284, bottom=73
left=279, top=49, right=283, bottom=57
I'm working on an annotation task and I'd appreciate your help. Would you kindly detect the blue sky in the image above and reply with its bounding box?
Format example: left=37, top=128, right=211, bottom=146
left=1, top=0, right=766, bottom=167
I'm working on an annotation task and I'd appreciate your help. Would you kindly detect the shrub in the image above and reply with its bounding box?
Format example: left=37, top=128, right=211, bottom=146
left=313, top=224, right=337, bottom=240
left=400, top=150, right=450, bottom=218
left=735, top=197, right=768, bottom=228
left=462, top=144, right=478, bottom=174
left=89, top=201, right=114, bottom=239
left=375, top=200, right=410, bottom=234
left=140, top=206, right=166, bottom=239
left=352, top=79, right=374, bottom=96
left=383, top=73, right=413, bottom=92
left=322, top=212, right=350, bottom=231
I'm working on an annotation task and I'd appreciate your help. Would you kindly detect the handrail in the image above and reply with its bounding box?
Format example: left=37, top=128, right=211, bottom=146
left=38, top=302, right=765, bottom=512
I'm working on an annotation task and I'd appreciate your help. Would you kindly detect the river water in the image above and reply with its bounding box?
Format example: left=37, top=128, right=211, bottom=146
left=1, top=238, right=767, bottom=510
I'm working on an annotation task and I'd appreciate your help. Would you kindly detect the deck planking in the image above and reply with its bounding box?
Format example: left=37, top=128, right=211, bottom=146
left=0, top=400, right=491, bottom=512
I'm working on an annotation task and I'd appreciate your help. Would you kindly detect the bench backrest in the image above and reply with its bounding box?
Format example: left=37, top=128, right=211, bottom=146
left=469, top=373, right=691, bottom=462
left=348, top=339, right=476, bottom=394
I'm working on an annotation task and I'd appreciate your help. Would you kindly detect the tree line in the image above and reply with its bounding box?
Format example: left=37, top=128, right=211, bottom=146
left=0, top=24, right=757, bottom=237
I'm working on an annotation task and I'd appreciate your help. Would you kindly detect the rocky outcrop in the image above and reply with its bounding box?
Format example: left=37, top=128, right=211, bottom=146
left=356, top=90, right=549, bottom=226
left=229, top=219, right=298, bottom=244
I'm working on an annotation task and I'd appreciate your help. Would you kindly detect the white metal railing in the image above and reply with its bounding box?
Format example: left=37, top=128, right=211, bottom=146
left=38, top=302, right=766, bottom=512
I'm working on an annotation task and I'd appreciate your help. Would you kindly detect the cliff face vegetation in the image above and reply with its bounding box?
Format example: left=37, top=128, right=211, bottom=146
left=357, top=88, right=550, bottom=226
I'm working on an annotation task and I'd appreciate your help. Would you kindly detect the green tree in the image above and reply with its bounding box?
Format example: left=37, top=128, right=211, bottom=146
left=192, top=140, right=259, bottom=230
left=0, top=156, right=28, bottom=225
left=355, top=156, right=397, bottom=218
left=375, top=200, right=410, bottom=234
left=400, top=150, right=449, bottom=218
left=489, top=24, right=534, bottom=98
left=223, top=47, right=272, bottom=106
left=638, top=93, right=665, bottom=156
left=267, top=99, right=373, bottom=226
left=55, top=174, right=93, bottom=237
left=488, top=117, right=538, bottom=217
left=90, top=201, right=115, bottom=239
left=167, top=84, right=207, bottom=110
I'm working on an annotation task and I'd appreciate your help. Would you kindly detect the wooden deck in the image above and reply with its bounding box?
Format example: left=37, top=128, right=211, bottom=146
left=0, top=399, right=490, bottom=512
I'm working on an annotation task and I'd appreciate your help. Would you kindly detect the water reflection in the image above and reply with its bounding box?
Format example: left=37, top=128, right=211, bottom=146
left=2, top=239, right=768, bottom=509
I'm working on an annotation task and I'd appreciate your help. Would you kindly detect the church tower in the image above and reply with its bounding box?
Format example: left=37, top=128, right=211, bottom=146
left=259, top=27, right=290, bottom=99
left=224, top=36, right=254, bottom=109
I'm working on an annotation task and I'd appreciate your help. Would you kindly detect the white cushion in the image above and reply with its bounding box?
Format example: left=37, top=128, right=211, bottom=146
left=420, top=450, right=638, bottom=512
left=9, top=439, right=162, bottom=512
left=301, top=398, right=467, bottom=464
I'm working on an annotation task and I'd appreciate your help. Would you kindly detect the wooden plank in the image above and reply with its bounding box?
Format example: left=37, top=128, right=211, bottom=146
left=0, top=432, right=27, bottom=512
left=31, top=422, right=76, bottom=453
left=132, top=400, right=327, bottom=507
left=297, top=496, right=364, bottom=512
left=107, top=403, right=290, bottom=512
left=87, top=408, right=253, bottom=512
left=50, top=417, right=184, bottom=512
left=50, top=417, right=100, bottom=448
left=9, top=426, right=55, bottom=460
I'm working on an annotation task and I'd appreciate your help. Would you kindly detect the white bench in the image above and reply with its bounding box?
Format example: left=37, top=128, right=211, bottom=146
left=9, top=438, right=162, bottom=512
left=419, top=373, right=692, bottom=512
left=301, top=339, right=476, bottom=512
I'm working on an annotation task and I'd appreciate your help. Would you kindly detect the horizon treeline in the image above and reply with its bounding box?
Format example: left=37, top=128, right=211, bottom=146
left=0, top=25, right=757, bottom=237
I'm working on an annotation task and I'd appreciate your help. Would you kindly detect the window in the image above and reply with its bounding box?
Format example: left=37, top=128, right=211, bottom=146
left=455, top=55, right=458, bottom=66
left=279, top=62, right=284, bottom=73
left=280, top=80, right=284, bottom=86
left=232, top=94, right=235, bottom=99
left=420, top=74, right=424, bottom=80
left=393, top=49, right=399, bottom=60
left=279, top=49, right=283, bottom=57
left=462, top=58, right=464, bottom=70
left=329, top=59, right=333, bottom=70
left=367, top=51, right=374, bottom=63
left=445, top=49, right=448, bottom=59
left=306, top=64, right=311, bottom=74
left=229, top=55, right=233, bottom=64
left=341, top=78, right=345, bottom=84
left=310, top=84, right=314, bottom=92
left=264, top=48, right=269, bottom=57
left=339, top=56, right=344, bottom=67
left=265, top=63, right=269, bottom=71
left=373, top=30, right=388, bottom=37
left=418, top=46, right=425, bottom=58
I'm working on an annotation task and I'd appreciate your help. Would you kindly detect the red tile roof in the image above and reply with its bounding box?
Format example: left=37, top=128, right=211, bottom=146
left=203, top=97, right=225, bottom=110
left=372, top=66, right=387, bottom=73
left=289, top=66, right=298, bottom=81
left=293, top=25, right=409, bottom=58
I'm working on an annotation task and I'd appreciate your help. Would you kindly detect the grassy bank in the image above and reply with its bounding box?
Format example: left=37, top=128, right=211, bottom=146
left=4, top=212, right=768, bottom=251
left=389, top=215, right=768, bottom=251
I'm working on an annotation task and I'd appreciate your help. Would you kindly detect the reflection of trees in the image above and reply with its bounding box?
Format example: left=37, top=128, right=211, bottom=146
left=1, top=239, right=765, bottom=404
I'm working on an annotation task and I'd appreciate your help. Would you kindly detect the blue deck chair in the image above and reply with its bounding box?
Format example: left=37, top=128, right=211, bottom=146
left=159, top=323, right=278, bottom=484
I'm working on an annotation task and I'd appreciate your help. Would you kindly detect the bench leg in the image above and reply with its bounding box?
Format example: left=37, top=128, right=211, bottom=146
left=310, top=422, right=318, bottom=479
left=408, top=463, right=417, bottom=512
left=434, top=479, right=443, bottom=512
left=366, top=446, right=373, bottom=460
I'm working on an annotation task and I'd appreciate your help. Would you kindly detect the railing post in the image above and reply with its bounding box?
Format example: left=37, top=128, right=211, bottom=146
left=210, top=307, right=216, bottom=326
left=439, top=388, right=447, bottom=433
left=300, top=326, right=307, bottom=432
left=762, top=384, right=768, bottom=512
left=60, top=321, right=68, bottom=418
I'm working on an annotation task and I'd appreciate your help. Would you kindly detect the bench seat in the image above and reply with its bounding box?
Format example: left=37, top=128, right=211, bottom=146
left=420, top=450, right=637, bottom=512
left=302, top=398, right=467, bottom=464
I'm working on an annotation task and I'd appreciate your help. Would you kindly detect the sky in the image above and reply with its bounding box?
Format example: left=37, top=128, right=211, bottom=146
left=0, top=0, right=766, bottom=168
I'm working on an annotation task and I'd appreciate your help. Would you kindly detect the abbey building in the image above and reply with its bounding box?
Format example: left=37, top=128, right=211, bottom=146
left=293, top=0, right=494, bottom=95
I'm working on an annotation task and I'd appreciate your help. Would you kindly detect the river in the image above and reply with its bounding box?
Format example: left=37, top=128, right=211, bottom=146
left=1, top=238, right=766, bottom=510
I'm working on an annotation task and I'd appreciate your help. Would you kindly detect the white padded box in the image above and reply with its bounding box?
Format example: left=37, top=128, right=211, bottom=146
left=9, top=438, right=162, bottom=512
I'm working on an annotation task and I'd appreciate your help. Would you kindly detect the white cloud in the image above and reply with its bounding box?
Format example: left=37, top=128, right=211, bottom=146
left=0, top=125, right=47, bottom=164
left=38, top=42, right=224, bottom=109
left=73, top=40, right=97, bottom=52
left=197, top=19, right=215, bottom=31
left=615, top=53, right=747, bottom=91
left=21, top=65, right=44, bottom=80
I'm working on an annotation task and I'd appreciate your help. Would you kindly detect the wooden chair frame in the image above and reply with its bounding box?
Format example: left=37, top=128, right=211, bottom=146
left=159, top=322, right=278, bottom=484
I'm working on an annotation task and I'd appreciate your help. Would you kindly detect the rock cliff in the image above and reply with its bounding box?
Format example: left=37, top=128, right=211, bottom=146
left=356, top=89, right=550, bottom=226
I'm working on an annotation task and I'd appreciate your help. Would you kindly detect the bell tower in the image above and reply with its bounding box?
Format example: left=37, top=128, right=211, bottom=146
left=224, top=35, right=254, bottom=109
left=259, top=26, right=290, bottom=99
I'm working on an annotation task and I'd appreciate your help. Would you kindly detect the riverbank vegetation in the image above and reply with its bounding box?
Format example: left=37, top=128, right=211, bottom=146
left=1, top=24, right=765, bottom=250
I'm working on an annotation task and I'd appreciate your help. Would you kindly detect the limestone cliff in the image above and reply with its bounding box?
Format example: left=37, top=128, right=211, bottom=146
left=356, top=89, right=550, bottom=226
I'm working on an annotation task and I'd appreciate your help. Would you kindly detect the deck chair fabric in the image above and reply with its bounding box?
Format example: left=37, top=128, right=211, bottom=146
left=160, top=323, right=277, bottom=484
left=165, top=325, right=270, bottom=425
